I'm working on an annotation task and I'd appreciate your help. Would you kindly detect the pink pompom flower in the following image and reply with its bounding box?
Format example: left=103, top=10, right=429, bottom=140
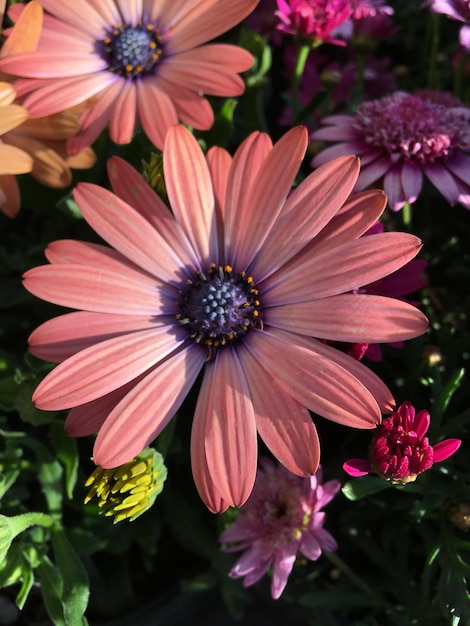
left=343, top=401, right=462, bottom=483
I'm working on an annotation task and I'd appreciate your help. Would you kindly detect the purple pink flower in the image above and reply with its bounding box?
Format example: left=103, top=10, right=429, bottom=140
left=343, top=401, right=461, bottom=483
left=275, top=0, right=353, bottom=46
left=312, top=90, right=470, bottom=211
left=24, top=125, right=428, bottom=512
left=220, top=459, right=340, bottom=599
left=0, top=0, right=257, bottom=151
left=428, top=0, right=470, bottom=51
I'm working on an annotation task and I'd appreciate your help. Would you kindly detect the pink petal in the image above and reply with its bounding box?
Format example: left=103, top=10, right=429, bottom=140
left=23, top=264, right=171, bottom=315
left=432, top=439, right=461, bottom=463
left=245, top=329, right=381, bottom=428
left=93, top=344, right=205, bottom=467
left=156, top=75, right=214, bottom=129
left=0, top=51, right=107, bottom=77
left=401, top=160, right=423, bottom=206
left=167, top=0, right=258, bottom=52
left=206, top=146, right=232, bottom=260
left=33, top=325, right=186, bottom=410
left=413, top=409, right=431, bottom=439
left=310, top=190, right=387, bottom=256
left=342, top=458, right=372, bottom=477
left=74, top=183, right=192, bottom=283
left=250, top=155, right=361, bottom=281
left=108, top=81, right=137, bottom=144
left=263, top=232, right=423, bottom=305
left=424, top=161, right=461, bottom=205
left=269, top=328, right=395, bottom=413
left=194, top=348, right=258, bottom=508
left=164, top=125, right=218, bottom=264
left=237, top=342, right=320, bottom=476
left=266, top=294, right=429, bottom=343
left=355, top=156, right=392, bottom=190
left=271, top=543, right=297, bottom=600
left=136, top=78, right=178, bottom=150
left=229, top=126, right=308, bottom=271
left=106, top=157, right=200, bottom=269
left=224, top=132, right=272, bottom=263
left=299, top=533, right=322, bottom=560
left=39, top=0, right=108, bottom=36
left=29, top=311, right=160, bottom=362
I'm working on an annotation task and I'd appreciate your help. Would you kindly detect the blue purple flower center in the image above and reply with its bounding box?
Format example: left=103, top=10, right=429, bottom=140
left=176, top=264, right=262, bottom=349
left=354, top=93, right=470, bottom=163
left=100, top=23, right=163, bottom=78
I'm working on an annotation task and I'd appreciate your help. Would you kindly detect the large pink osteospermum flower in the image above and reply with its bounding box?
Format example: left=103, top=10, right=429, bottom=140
left=24, top=125, right=428, bottom=512
left=0, top=0, right=257, bottom=151
left=275, top=0, right=353, bottom=46
left=219, top=459, right=340, bottom=599
left=312, top=90, right=470, bottom=211
left=343, top=401, right=461, bottom=483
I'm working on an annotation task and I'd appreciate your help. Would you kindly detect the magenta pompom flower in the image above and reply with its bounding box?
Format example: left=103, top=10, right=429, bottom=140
left=24, top=125, right=428, bottom=513
left=0, top=0, right=257, bottom=151
left=312, top=90, right=470, bottom=211
left=343, top=401, right=462, bottom=483
left=275, top=0, right=353, bottom=46
left=220, top=459, right=340, bottom=599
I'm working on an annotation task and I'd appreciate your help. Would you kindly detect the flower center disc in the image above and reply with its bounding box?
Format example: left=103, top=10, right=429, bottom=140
left=177, top=264, right=262, bottom=349
left=100, top=23, right=163, bottom=78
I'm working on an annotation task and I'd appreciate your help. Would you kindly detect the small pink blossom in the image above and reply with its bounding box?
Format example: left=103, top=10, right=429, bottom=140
left=220, top=459, right=340, bottom=599
left=275, top=0, right=353, bottom=46
left=312, top=90, right=470, bottom=211
left=343, top=401, right=462, bottom=483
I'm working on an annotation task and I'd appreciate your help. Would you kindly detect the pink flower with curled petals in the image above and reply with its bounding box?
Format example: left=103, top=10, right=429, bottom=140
left=220, top=459, right=340, bottom=599
left=275, top=0, right=353, bottom=46
left=428, top=0, right=470, bottom=51
left=312, top=90, right=470, bottom=211
left=24, top=125, right=428, bottom=512
left=343, top=401, right=462, bottom=483
left=0, top=0, right=257, bottom=151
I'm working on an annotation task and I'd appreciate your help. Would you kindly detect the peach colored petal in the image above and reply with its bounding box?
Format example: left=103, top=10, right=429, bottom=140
left=0, top=104, right=29, bottom=134
left=63, top=146, right=96, bottom=169
left=29, top=311, right=161, bottom=362
left=0, top=174, right=20, bottom=218
left=23, top=264, right=171, bottom=315
left=107, top=156, right=200, bottom=269
left=136, top=78, right=178, bottom=150
left=245, top=329, right=381, bottom=429
left=0, top=1, right=43, bottom=57
left=262, top=233, right=423, bottom=305
left=267, top=295, right=429, bottom=343
left=194, top=348, right=258, bottom=508
left=33, top=325, right=188, bottom=410
left=93, top=344, right=205, bottom=467
left=14, top=112, right=79, bottom=140
left=224, top=132, right=272, bottom=263
left=164, top=125, right=218, bottom=264
left=0, top=82, right=16, bottom=105
left=74, top=183, right=193, bottom=284
left=250, top=156, right=361, bottom=281
left=0, top=142, right=32, bottom=174
left=229, top=126, right=308, bottom=270
left=237, top=342, right=320, bottom=477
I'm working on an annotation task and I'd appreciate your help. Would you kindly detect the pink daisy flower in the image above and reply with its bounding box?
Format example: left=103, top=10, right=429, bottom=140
left=343, top=401, right=461, bottom=483
left=24, top=125, right=428, bottom=512
left=312, top=90, right=470, bottom=211
left=220, top=459, right=340, bottom=599
left=0, top=0, right=257, bottom=151
left=275, top=0, right=353, bottom=46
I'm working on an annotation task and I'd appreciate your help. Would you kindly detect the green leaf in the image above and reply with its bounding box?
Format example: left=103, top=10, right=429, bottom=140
left=51, top=528, right=89, bottom=626
left=36, top=556, right=66, bottom=626
left=342, top=476, right=393, bottom=501
left=50, top=424, right=79, bottom=499
left=14, top=378, right=57, bottom=426
left=0, top=512, right=53, bottom=563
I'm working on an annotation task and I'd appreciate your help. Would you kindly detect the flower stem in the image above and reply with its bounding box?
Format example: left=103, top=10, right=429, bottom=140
left=292, top=43, right=311, bottom=123
left=324, top=550, right=387, bottom=607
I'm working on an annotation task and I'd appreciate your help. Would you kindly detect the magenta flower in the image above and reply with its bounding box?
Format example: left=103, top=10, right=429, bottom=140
left=220, top=459, right=340, bottom=599
left=275, top=0, right=353, bottom=46
left=428, top=1, right=470, bottom=51
left=24, top=125, right=428, bottom=512
left=343, top=401, right=461, bottom=483
left=0, top=0, right=257, bottom=151
left=312, top=90, right=470, bottom=211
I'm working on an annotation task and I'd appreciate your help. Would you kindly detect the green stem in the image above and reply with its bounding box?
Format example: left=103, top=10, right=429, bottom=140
left=292, top=43, right=311, bottom=123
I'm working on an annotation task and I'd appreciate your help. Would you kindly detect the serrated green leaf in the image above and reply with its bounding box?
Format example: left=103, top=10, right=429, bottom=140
left=36, top=556, right=66, bottom=626
left=50, top=424, right=79, bottom=500
left=342, top=476, right=393, bottom=501
left=0, top=513, right=53, bottom=564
